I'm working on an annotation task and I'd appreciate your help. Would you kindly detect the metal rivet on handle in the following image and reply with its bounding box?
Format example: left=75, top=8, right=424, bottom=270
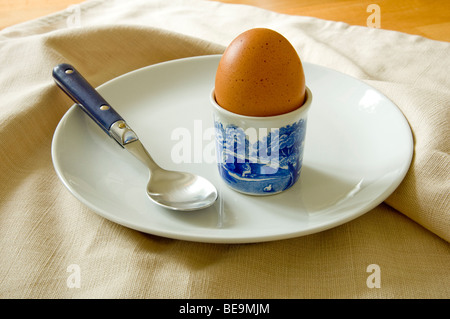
left=100, top=104, right=110, bottom=111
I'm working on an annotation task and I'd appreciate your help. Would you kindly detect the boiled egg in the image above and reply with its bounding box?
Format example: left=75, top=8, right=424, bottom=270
left=215, top=28, right=306, bottom=117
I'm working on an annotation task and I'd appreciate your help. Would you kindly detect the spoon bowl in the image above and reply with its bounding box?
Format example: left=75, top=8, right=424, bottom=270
left=147, top=169, right=218, bottom=211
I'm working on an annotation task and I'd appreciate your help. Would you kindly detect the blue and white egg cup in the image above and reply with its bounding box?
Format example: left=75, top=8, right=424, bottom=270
left=210, top=87, right=312, bottom=195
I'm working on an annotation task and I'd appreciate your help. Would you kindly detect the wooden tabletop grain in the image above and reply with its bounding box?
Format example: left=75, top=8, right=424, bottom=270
left=0, top=0, right=449, bottom=42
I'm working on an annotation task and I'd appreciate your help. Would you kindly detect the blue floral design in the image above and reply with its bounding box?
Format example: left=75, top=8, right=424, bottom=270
left=214, top=119, right=307, bottom=195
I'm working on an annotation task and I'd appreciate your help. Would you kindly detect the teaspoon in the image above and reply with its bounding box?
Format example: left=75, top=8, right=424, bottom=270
left=53, top=63, right=218, bottom=211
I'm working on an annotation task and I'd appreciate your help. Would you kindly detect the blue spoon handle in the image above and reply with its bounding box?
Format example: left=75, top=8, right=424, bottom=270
left=52, top=63, right=123, bottom=134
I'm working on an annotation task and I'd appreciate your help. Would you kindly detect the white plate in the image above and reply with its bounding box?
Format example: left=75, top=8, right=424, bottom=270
left=51, top=55, right=413, bottom=243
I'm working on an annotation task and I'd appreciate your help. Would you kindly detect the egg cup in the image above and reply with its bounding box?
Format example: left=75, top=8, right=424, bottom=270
left=211, top=87, right=312, bottom=195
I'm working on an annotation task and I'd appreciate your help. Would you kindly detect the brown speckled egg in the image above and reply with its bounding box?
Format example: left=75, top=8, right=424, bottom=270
left=214, top=28, right=306, bottom=117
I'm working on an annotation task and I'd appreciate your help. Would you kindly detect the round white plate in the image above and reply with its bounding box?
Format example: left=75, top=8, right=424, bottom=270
left=51, top=55, right=413, bottom=243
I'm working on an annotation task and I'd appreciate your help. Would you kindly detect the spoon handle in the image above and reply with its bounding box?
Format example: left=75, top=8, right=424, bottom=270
left=52, top=63, right=137, bottom=146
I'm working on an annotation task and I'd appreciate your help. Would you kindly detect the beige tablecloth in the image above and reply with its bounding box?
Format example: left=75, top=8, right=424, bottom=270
left=0, top=0, right=449, bottom=299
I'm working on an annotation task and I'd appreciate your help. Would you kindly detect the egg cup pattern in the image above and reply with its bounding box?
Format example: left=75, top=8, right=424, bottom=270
left=211, top=87, right=312, bottom=195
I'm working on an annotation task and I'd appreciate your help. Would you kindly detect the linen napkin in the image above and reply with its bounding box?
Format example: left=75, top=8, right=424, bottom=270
left=0, top=0, right=448, bottom=299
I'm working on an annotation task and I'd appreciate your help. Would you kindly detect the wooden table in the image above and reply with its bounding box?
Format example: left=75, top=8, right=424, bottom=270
left=0, top=0, right=449, bottom=42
